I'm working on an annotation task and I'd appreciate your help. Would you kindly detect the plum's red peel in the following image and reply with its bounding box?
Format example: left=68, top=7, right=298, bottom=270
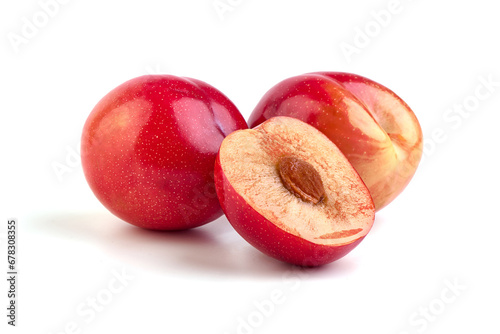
left=215, top=117, right=375, bottom=266
left=215, top=155, right=365, bottom=267
left=248, top=72, right=423, bottom=211
left=81, top=75, right=247, bottom=230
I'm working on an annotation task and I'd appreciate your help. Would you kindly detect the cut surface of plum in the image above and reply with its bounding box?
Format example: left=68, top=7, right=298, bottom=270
left=215, top=117, right=375, bottom=265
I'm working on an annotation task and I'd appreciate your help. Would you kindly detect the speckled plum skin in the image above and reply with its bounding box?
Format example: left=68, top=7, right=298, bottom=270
left=82, top=75, right=247, bottom=230
left=248, top=72, right=423, bottom=211
left=214, top=155, right=365, bottom=267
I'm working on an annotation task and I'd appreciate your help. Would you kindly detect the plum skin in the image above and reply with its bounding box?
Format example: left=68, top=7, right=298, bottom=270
left=81, top=75, right=247, bottom=230
left=248, top=72, right=423, bottom=211
left=214, top=154, right=366, bottom=267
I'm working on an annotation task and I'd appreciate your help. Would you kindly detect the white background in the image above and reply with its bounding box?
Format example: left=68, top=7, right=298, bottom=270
left=1, top=0, right=499, bottom=333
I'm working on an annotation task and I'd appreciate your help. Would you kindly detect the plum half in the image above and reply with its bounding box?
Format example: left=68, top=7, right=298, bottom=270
left=214, top=116, right=375, bottom=266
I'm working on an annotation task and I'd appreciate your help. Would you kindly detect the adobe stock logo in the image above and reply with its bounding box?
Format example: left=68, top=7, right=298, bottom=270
left=6, top=0, right=72, bottom=54
left=47, top=267, right=134, bottom=334
left=422, top=74, right=499, bottom=162
left=51, top=142, right=81, bottom=183
left=339, top=0, right=410, bottom=63
left=222, top=267, right=307, bottom=334
left=212, top=0, right=244, bottom=20
left=398, top=278, right=467, bottom=334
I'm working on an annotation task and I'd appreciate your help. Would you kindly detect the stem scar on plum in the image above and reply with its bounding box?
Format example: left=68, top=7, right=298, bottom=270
left=277, top=156, right=325, bottom=204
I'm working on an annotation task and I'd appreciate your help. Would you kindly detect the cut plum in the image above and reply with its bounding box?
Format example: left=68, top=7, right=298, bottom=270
left=215, top=116, right=375, bottom=266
